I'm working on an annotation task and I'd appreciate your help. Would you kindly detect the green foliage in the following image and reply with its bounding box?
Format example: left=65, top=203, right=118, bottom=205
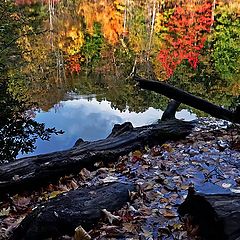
left=212, top=7, right=240, bottom=81
left=127, top=5, right=149, bottom=53
left=17, top=3, right=48, bottom=30
left=161, top=3, right=239, bottom=111
left=167, top=53, right=237, bottom=111
left=72, top=70, right=167, bottom=113
left=0, top=1, right=21, bottom=80
left=155, top=8, right=175, bottom=39
left=81, top=23, right=104, bottom=65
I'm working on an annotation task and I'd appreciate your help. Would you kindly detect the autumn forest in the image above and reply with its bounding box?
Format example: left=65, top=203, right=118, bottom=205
left=0, top=0, right=240, bottom=239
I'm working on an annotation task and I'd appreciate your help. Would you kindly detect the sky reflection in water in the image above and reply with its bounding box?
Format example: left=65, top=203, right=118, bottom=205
left=19, top=97, right=196, bottom=157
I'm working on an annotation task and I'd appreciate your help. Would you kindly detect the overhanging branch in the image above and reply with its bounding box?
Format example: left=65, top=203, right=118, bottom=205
left=134, top=76, right=239, bottom=124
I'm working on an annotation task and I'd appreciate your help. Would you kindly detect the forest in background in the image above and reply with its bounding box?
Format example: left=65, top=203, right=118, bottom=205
left=1, top=0, right=240, bottom=107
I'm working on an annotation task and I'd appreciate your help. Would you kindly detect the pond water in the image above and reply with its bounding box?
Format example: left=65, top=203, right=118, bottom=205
left=0, top=0, right=239, bottom=160
left=18, top=95, right=196, bottom=157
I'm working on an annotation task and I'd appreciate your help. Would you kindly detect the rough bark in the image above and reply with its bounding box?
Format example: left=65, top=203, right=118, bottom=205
left=206, top=194, right=240, bottom=240
left=178, top=190, right=240, bottom=240
left=0, top=120, right=194, bottom=194
left=134, top=76, right=240, bottom=124
left=11, top=182, right=135, bottom=240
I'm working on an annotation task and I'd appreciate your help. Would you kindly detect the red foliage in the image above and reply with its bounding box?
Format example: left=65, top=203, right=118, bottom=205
left=157, top=2, right=213, bottom=77
left=66, top=54, right=81, bottom=74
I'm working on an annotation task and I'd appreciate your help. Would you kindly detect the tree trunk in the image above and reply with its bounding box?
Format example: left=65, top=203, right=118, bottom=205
left=161, top=99, right=181, bottom=121
left=11, top=182, right=135, bottom=240
left=178, top=190, right=240, bottom=240
left=134, top=76, right=239, bottom=124
left=207, top=194, right=240, bottom=240
left=0, top=120, right=194, bottom=195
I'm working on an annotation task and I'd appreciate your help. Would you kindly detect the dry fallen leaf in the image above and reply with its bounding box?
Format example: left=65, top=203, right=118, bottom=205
left=230, top=188, right=240, bottom=193
left=131, top=150, right=143, bottom=163
left=161, top=143, right=173, bottom=152
left=0, top=207, right=11, bottom=217
left=122, top=222, right=137, bottom=233
left=70, top=179, right=79, bottom=190
left=172, top=223, right=183, bottom=230
left=12, top=196, right=31, bottom=208
left=159, top=209, right=178, bottom=218
left=74, top=225, right=91, bottom=240
left=48, top=191, right=63, bottom=199
left=79, top=168, right=91, bottom=181
left=4, top=216, right=25, bottom=237
left=222, top=183, right=232, bottom=188
left=141, top=226, right=152, bottom=238
left=102, top=209, right=121, bottom=224
left=1, top=119, right=239, bottom=240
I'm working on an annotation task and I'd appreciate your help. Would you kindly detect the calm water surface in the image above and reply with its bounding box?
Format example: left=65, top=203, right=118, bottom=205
left=19, top=94, right=196, bottom=157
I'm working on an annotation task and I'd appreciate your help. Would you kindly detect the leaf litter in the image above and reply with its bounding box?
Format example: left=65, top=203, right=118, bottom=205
left=0, top=118, right=240, bottom=239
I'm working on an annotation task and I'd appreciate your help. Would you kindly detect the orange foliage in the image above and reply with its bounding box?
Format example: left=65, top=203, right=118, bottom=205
left=78, top=0, right=124, bottom=45
left=66, top=54, right=81, bottom=74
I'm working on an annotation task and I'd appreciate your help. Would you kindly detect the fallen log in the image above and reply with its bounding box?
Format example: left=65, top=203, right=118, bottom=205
left=134, top=76, right=240, bottom=124
left=0, top=119, right=194, bottom=194
left=208, top=194, right=240, bottom=240
left=178, top=188, right=240, bottom=240
left=11, top=182, right=135, bottom=240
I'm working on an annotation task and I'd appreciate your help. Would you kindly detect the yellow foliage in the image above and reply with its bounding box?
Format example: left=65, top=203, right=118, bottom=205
left=155, top=12, right=165, bottom=33
left=78, top=0, right=125, bottom=45
left=57, top=23, right=84, bottom=56
left=16, top=26, right=33, bottom=62
left=218, top=0, right=240, bottom=15
left=16, top=25, right=50, bottom=68
left=231, top=82, right=240, bottom=96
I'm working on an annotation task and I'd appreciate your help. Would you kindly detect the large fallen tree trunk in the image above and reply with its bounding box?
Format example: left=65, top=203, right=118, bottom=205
left=0, top=119, right=194, bottom=194
left=207, top=194, right=240, bottom=240
left=178, top=189, right=240, bottom=240
left=134, top=76, right=240, bottom=124
left=11, top=182, right=135, bottom=240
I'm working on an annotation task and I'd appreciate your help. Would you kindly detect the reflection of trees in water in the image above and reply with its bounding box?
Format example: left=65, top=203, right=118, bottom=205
left=3, top=0, right=240, bottom=114
left=1, top=0, right=239, bottom=160
left=0, top=82, right=63, bottom=162
left=0, top=1, right=63, bottom=162
left=72, top=68, right=168, bottom=113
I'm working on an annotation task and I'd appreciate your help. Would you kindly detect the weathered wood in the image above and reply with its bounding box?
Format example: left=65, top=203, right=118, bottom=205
left=161, top=99, right=181, bottom=121
left=235, top=106, right=240, bottom=120
left=206, top=194, right=240, bottom=240
left=11, top=182, right=135, bottom=240
left=134, top=76, right=240, bottom=124
left=0, top=120, right=194, bottom=194
left=178, top=190, right=240, bottom=240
